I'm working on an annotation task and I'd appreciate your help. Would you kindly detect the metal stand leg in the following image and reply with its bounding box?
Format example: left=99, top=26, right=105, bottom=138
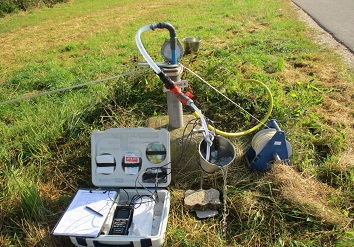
left=200, top=169, right=204, bottom=190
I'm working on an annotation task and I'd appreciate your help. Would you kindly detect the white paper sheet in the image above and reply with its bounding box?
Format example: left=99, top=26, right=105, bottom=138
left=52, top=189, right=118, bottom=237
left=131, top=197, right=155, bottom=236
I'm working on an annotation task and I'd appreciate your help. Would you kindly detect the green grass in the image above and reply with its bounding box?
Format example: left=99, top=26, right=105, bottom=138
left=0, top=0, right=353, bottom=246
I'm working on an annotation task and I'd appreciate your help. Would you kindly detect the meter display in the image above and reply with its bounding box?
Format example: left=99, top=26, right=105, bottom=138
left=161, top=39, right=184, bottom=63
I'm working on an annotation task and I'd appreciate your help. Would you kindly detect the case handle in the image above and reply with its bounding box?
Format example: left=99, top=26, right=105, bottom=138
left=93, top=241, right=133, bottom=247
left=92, top=238, right=152, bottom=247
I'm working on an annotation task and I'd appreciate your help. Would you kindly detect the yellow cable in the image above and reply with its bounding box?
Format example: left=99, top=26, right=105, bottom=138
left=193, top=79, right=273, bottom=137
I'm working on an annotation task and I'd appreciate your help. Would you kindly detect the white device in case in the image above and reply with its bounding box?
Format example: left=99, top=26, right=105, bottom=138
left=54, top=128, right=171, bottom=247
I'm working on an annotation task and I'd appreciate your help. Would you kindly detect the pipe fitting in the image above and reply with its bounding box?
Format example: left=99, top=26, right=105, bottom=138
left=150, top=22, right=177, bottom=38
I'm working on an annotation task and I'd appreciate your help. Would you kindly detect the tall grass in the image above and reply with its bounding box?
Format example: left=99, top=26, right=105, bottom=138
left=0, top=0, right=68, bottom=16
left=0, top=0, right=353, bottom=246
left=4, top=165, right=47, bottom=221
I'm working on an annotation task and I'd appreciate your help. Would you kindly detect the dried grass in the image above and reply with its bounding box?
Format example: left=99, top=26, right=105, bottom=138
left=264, top=162, right=350, bottom=228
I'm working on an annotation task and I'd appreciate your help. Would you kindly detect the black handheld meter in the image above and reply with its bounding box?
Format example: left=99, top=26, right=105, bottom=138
left=109, top=206, right=134, bottom=235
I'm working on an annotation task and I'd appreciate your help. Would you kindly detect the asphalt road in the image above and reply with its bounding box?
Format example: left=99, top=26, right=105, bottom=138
left=292, top=0, right=354, bottom=54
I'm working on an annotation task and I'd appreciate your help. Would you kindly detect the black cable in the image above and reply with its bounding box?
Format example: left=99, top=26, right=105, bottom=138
left=130, top=194, right=156, bottom=209
left=171, top=118, right=199, bottom=167
left=127, top=119, right=201, bottom=208
left=120, top=188, right=130, bottom=205
left=132, top=165, right=170, bottom=207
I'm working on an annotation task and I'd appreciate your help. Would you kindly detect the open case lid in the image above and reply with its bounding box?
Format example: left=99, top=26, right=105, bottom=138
left=91, top=128, right=171, bottom=188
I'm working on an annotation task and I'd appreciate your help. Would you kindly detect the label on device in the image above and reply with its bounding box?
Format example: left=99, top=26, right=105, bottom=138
left=124, top=153, right=139, bottom=163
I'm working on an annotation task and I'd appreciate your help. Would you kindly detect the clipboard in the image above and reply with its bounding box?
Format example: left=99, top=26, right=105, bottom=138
left=52, top=189, right=118, bottom=237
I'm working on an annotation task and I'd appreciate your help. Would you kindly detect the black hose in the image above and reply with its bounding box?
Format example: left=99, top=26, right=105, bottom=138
left=150, top=22, right=176, bottom=50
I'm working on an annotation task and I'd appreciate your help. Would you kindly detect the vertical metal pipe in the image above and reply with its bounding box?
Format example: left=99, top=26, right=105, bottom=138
left=162, top=65, right=183, bottom=128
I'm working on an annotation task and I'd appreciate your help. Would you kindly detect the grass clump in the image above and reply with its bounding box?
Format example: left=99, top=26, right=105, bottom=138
left=0, top=0, right=68, bottom=16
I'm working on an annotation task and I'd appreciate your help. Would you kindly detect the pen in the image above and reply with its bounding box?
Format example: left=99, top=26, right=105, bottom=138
left=85, top=206, right=104, bottom=217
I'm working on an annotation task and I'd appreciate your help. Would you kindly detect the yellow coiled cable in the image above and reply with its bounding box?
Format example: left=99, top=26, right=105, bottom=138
left=192, top=79, right=274, bottom=137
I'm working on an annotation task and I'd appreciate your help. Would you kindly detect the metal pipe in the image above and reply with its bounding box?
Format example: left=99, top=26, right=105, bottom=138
left=150, top=22, right=177, bottom=64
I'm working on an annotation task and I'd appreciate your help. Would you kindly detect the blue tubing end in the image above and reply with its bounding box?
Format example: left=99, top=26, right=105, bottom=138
left=172, top=50, right=177, bottom=64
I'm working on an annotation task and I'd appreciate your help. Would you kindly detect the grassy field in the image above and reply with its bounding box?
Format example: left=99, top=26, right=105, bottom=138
left=0, top=0, right=353, bottom=246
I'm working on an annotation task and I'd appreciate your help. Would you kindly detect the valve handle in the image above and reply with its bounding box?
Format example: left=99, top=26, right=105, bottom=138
left=185, top=91, right=194, bottom=99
